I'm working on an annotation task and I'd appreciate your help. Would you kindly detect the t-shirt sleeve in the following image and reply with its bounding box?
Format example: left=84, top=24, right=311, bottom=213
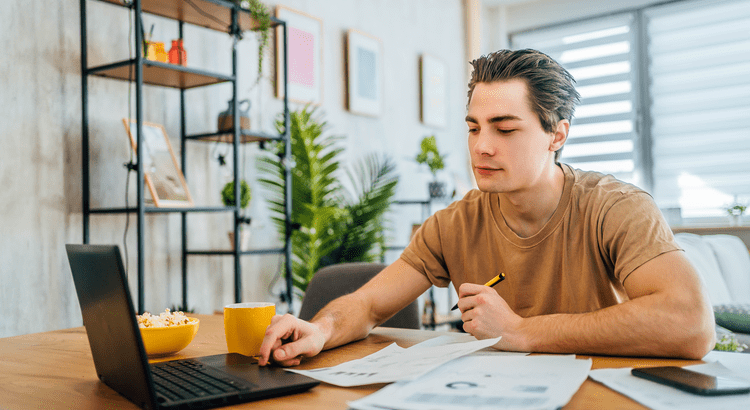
left=600, top=192, right=681, bottom=283
left=400, top=213, right=452, bottom=287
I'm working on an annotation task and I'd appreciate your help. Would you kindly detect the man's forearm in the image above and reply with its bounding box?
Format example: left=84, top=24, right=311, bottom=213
left=514, top=292, right=715, bottom=359
left=310, top=292, right=378, bottom=351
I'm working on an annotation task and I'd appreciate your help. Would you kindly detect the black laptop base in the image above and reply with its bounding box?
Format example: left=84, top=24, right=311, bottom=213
left=152, top=354, right=318, bottom=410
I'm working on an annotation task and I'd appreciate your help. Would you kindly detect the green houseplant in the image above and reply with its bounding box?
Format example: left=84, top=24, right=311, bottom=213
left=221, top=180, right=252, bottom=209
left=222, top=180, right=252, bottom=249
left=727, top=204, right=747, bottom=216
left=258, top=106, right=398, bottom=295
left=725, top=196, right=747, bottom=226
left=415, top=135, right=447, bottom=198
left=233, top=0, right=272, bottom=81
left=714, top=332, right=747, bottom=352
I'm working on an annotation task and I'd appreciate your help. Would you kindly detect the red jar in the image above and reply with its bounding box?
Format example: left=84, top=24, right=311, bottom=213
left=168, top=39, right=187, bottom=66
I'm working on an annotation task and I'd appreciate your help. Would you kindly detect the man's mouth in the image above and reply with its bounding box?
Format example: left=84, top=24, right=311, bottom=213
left=474, top=165, right=502, bottom=175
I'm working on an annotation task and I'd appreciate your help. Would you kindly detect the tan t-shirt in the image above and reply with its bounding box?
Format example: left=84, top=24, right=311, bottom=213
left=401, top=164, right=680, bottom=318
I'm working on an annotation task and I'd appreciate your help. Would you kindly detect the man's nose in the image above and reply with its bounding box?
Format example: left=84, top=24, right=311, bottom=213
left=472, top=131, right=495, bottom=156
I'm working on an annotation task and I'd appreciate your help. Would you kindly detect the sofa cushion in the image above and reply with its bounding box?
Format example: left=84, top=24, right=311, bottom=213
left=714, top=303, right=750, bottom=334
left=703, top=235, right=750, bottom=303
left=674, top=233, right=733, bottom=305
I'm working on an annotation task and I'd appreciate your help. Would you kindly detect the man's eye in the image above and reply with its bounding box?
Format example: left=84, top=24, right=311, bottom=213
left=498, top=129, right=516, bottom=134
left=468, top=127, right=479, bottom=133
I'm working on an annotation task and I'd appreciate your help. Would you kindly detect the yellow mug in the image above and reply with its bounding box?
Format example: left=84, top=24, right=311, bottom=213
left=224, top=302, right=275, bottom=357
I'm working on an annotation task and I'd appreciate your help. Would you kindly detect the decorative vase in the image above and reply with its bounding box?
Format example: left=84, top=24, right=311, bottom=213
left=428, top=181, right=446, bottom=199
left=168, top=39, right=187, bottom=66
left=227, top=229, right=250, bottom=251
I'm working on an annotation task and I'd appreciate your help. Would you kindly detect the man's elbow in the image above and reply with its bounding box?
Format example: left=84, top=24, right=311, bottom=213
left=675, top=305, right=716, bottom=360
left=678, top=328, right=715, bottom=360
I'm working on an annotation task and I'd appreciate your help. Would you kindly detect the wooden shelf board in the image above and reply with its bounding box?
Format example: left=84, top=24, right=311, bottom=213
left=90, top=60, right=231, bottom=89
left=188, top=130, right=281, bottom=143
left=98, top=0, right=263, bottom=33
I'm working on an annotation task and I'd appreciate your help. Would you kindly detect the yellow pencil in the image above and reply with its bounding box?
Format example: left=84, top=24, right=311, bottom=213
left=451, top=272, right=505, bottom=311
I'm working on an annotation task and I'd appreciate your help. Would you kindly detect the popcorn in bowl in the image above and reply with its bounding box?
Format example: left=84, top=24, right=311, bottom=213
left=137, top=309, right=191, bottom=328
left=137, top=309, right=199, bottom=357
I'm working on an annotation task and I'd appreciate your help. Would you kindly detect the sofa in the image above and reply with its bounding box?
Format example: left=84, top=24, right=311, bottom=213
left=674, top=233, right=750, bottom=348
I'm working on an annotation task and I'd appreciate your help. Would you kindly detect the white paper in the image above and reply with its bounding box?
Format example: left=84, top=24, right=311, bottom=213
left=286, top=336, right=501, bottom=386
left=349, top=355, right=592, bottom=410
left=408, top=334, right=530, bottom=357
left=589, top=354, right=750, bottom=410
left=703, top=350, right=750, bottom=381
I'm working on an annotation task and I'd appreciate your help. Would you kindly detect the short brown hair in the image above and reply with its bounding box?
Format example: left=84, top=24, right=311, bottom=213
left=468, top=49, right=580, bottom=162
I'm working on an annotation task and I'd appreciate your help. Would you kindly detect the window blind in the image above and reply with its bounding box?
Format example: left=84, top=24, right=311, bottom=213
left=646, top=0, right=750, bottom=219
left=511, top=14, right=639, bottom=184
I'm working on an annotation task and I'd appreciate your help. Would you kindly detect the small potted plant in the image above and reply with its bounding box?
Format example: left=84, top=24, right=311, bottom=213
left=726, top=199, right=747, bottom=226
left=415, top=135, right=447, bottom=199
left=222, top=179, right=252, bottom=249
left=233, top=0, right=271, bottom=83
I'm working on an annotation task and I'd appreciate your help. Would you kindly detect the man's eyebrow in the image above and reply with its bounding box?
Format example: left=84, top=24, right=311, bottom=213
left=465, top=115, right=522, bottom=124
left=488, top=115, right=522, bottom=124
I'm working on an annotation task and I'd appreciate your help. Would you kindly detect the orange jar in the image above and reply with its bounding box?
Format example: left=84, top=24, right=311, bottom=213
left=168, top=39, right=187, bottom=66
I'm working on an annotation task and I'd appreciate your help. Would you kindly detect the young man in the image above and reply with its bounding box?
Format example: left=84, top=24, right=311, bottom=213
left=259, top=49, right=715, bottom=367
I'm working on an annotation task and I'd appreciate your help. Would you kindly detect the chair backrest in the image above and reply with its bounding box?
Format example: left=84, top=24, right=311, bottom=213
left=298, top=262, right=421, bottom=329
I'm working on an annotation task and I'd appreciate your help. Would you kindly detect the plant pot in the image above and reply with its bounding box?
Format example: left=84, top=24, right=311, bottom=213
left=227, top=229, right=251, bottom=251
left=428, top=181, right=446, bottom=199
left=729, top=214, right=744, bottom=227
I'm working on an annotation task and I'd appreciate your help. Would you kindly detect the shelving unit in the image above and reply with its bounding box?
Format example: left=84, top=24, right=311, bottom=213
left=383, top=199, right=432, bottom=255
left=80, top=0, right=294, bottom=313
left=385, top=198, right=464, bottom=330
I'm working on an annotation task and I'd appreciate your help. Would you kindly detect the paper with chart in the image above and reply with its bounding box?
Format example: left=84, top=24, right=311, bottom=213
left=588, top=351, right=750, bottom=410
left=348, top=355, right=592, bottom=410
left=285, top=336, right=501, bottom=386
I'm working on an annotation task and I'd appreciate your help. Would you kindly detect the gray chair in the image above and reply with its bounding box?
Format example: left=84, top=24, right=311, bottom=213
left=298, top=262, right=421, bottom=329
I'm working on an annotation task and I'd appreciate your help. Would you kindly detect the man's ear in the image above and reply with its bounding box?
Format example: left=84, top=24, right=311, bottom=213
left=550, top=119, right=569, bottom=152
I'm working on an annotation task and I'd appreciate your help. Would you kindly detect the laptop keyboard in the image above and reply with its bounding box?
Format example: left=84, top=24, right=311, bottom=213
left=151, top=359, right=249, bottom=402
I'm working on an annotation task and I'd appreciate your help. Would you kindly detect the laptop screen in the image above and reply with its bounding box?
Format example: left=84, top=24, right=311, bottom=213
left=66, top=244, right=157, bottom=409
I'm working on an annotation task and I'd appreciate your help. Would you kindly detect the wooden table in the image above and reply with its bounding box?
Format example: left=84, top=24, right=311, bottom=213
left=0, top=314, right=702, bottom=409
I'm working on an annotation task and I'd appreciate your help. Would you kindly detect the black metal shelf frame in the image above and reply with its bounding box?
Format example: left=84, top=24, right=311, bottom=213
left=80, top=0, right=294, bottom=313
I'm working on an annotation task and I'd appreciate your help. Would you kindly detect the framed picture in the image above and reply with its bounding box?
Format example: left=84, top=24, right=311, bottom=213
left=275, top=6, right=323, bottom=105
left=346, top=29, right=383, bottom=117
left=420, top=54, right=448, bottom=128
left=122, top=119, right=194, bottom=208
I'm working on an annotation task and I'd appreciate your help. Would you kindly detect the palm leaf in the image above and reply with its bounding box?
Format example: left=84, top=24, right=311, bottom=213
left=325, top=153, right=399, bottom=265
left=257, top=105, right=348, bottom=292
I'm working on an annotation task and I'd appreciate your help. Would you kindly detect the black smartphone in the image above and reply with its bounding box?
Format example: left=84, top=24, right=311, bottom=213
left=631, top=366, right=750, bottom=396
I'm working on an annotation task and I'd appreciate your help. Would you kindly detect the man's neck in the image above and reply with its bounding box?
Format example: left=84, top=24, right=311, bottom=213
left=498, top=163, right=566, bottom=238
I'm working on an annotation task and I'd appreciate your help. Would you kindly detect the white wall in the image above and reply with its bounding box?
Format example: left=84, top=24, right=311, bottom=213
left=0, top=0, right=471, bottom=337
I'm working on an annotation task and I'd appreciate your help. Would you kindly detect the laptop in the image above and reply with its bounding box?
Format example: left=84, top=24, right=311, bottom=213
left=65, top=244, right=319, bottom=410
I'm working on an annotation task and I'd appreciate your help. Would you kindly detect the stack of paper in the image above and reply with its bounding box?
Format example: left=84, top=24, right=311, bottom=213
left=349, top=355, right=592, bottom=410
left=286, top=335, right=502, bottom=387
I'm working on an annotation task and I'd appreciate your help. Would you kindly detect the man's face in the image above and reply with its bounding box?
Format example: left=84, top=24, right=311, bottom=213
left=466, top=79, right=560, bottom=194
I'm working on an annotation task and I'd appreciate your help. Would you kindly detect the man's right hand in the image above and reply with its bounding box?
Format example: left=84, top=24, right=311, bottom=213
left=257, top=314, right=327, bottom=367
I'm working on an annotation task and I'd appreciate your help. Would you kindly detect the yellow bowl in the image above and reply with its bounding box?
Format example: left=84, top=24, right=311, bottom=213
left=139, top=318, right=200, bottom=357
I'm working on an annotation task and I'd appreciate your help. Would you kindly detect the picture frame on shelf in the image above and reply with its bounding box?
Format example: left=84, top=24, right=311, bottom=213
left=346, top=29, right=383, bottom=117
left=275, top=5, right=323, bottom=105
left=122, top=119, right=194, bottom=208
left=420, top=54, right=448, bottom=128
